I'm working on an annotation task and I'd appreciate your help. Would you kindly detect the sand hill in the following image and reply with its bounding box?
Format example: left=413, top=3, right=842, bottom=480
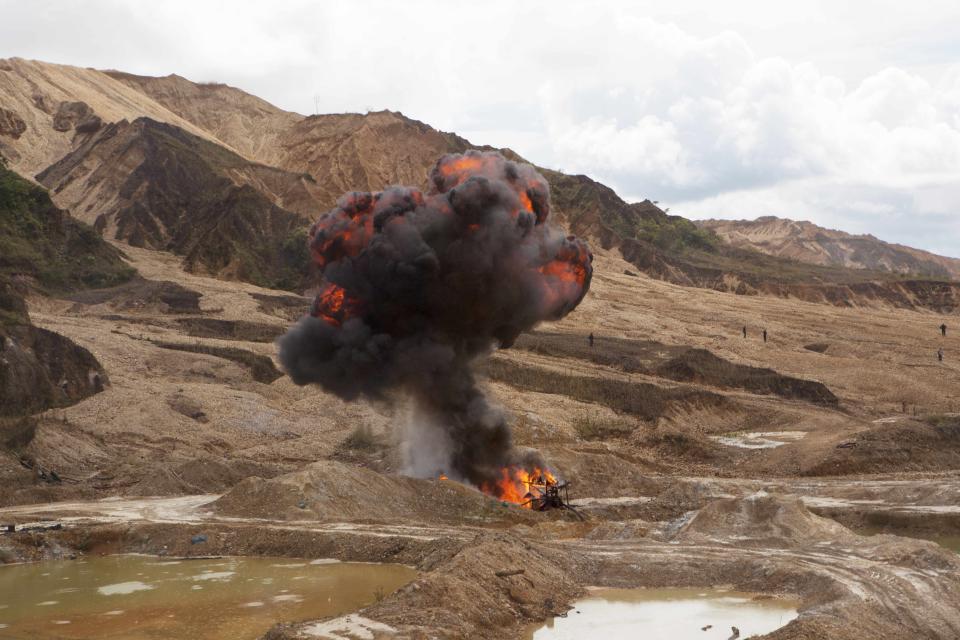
left=701, top=216, right=960, bottom=280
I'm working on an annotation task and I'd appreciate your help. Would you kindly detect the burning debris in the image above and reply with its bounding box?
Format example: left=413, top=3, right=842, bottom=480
left=490, top=469, right=583, bottom=518
left=279, top=151, right=592, bottom=503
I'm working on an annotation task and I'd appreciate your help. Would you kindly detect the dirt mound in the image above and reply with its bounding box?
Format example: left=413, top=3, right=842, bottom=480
left=174, top=318, right=283, bottom=342
left=0, top=324, right=107, bottom=417
left=268, top=533, right=580, bottom=640
left=211, top=460, right=530, bottom=524
left=127, top=457, right=280, bottom=496
left=153, top=342, right=282, bottom=384
left=541, top=446, right=661, bottom=498
left=485, top=358, right=736, bottom=423
left=805, top=421, right=960, bottom=476
left=514, top=332, right=838, bottom=406
left=64, top=276, right=201, bottom=314
left=250, top=292, right=309, bottom=320
left=673, top=492, right=855, bottom=547
left=655, top=348, right=839, bottom=406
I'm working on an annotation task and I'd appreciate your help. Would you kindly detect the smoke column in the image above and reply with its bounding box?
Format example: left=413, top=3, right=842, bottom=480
left=279, top=151, right=592, bottom=495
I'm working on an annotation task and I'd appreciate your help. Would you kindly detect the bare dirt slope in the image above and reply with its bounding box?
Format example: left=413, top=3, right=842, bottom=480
left=701, top=216, right=960, bottom=280
left=2, top=240, right=960, bottom=639
left=34, top=117, right=315, bottom=289
left=103, top=70, right=303, bottom=167
left=0, top=57, right=228, bottom=176
left=6, top=58, right=960, bottom=312
left=3, top=239, right=959, bottom=507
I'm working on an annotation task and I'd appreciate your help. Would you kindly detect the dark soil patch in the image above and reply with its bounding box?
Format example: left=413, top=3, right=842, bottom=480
left=514, top=331, right=837, bottom=406
left=0, top=325, right=107, bottom=417
left=153, top=341, right=282, bottom=383
left=175, top=318, right=284, bottom=342
left=252, top=292, right=310, bottom=321
left=483, top=358, right=733, bottom=422
left=65, top=277, right=201, bottom=314
left=655, top=348, right=838, bottom=406
left=805, top=421, right=960, bottom=475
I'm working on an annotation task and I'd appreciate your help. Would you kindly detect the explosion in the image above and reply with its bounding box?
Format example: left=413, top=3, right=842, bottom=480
left=279, top=151, right=592, bottom=501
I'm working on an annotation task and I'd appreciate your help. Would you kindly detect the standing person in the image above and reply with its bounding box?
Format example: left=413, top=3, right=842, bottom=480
left=941, top=323, right=948, bottom=337
left=742, top=325, right=747, bottom=339
left=762, top=329, right=768, bottom=343
left=588, top=332, right=594, bottom=348
left=938, top=347, right=945, bottom=362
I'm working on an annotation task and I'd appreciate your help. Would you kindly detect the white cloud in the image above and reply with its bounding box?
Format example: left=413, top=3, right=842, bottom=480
left=1, top=0, right=959, bottom=256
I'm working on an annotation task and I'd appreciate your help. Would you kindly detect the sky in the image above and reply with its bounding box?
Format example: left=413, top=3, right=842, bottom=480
left=2, top=0, right=960, bottom=256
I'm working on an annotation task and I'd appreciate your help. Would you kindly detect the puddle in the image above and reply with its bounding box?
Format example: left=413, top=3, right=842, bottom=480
left=711, top=431, right=807, bottom=450
left=935, top=536, right=960, bottom=553
left=526, top=588, right=799, bottom=640
left=0, top=555, right=416, bottom=639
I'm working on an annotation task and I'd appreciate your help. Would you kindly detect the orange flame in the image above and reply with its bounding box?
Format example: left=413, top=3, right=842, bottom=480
left=312, top=282, right=360, bottom=327
left=435, top=154, right=546, bottom=223
left=480, top=466, right=558, bottom=508
left=439, top=156, right=484, bottom=179
left=537, top=239, right=592, bottom=316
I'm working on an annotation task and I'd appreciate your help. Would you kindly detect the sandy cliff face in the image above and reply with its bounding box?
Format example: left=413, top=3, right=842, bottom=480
left=5, top=57, right=960, bottom=308
left=701, top=216, right=960, bottom=280
left=35, top=118, right=312, bottom=290
left=0, top=57, right=226, bottom=176
left=103, top=70, right=303, bottom=167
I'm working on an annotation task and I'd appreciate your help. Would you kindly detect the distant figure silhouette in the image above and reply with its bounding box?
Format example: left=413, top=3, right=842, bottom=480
left=728, top=627, right=741, bottom=640
left=742, top=325, right=747, bottom=339
left=588, top=332, right=594, bottom=348
left=762, top=328, right=768, bottom=343
left=941, top=323, right=948, bottom=337
left=939, top=347, right=945, bottom=362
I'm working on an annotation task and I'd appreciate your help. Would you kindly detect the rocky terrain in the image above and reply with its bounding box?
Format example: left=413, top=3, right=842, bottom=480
left=701, top=216, right=960, bottom=280
left=4, top=58, right=959, bottom=310
left=2, top=57, right=960, bottom=639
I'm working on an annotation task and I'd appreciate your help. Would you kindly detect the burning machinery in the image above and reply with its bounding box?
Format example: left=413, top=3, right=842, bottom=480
left=519, top=473, right=584, bottom=519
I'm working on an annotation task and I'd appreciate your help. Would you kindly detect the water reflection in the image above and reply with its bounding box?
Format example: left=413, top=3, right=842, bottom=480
left=0, top=555, right=415, bottom=639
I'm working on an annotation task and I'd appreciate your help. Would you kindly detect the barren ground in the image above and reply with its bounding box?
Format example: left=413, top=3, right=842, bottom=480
left=3, top=242, right=960, bottom=639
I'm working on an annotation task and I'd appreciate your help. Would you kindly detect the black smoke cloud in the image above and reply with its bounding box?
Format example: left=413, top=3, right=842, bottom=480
left=279, top=151, right=592, bottom=490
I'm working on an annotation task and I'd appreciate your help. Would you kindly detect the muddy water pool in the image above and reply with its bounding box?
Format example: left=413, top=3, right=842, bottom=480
left=0, top=555, right=416, bottom=639
left=526, top=587, right=799, bottom=640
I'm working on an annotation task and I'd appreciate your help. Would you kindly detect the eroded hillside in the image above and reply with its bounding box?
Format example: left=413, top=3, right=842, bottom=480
left=701, top=216, right=960, bottom=280
left=5, top=57, right=960, bottom=312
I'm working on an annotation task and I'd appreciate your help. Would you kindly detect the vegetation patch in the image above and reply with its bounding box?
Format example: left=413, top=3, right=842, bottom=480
left=0, top=161, right=134, bottom=294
